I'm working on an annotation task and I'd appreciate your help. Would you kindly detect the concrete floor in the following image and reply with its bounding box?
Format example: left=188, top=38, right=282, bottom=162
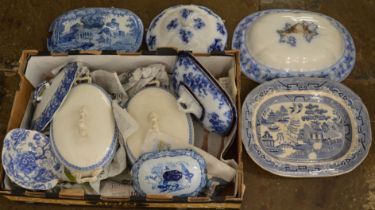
left=0, top=0, right=375, bottom=209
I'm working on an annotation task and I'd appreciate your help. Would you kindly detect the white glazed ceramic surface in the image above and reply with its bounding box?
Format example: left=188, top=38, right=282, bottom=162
left=2, top=129, right=61, bottom=190
left=126, top=87, right=194, bottom=163
left=131, top=149, right=207, bottom=196
left=146, top=5, right=227, bottom=52
left=51, top=84, right=116, bottom=175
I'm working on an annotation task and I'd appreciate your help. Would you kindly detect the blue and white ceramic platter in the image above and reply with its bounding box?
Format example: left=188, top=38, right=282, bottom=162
left=172, top=51, right=236, bottom=136
left=131, top=149, right=207, bottom=197
left=48, top=8, right=143, bottom=52
left=232, top=9, right=355, bottom=83
left=31, top=62, right=81, bottom=131
left=1, top=129, right=61, bottom=190
left=147, top=5, right=227, bottom=52
left=242, top=78, right=371, bottom=177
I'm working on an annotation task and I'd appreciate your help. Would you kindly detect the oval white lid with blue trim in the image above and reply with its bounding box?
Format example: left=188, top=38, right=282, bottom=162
left=146, top=5, right=227, bottom=52
left=232, top=9, right=355, bottom=83
left=51, top=83, right=117, bottom=171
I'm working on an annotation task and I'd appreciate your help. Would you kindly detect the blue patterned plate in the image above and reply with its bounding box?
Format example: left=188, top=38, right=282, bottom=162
left=242, top=78, right=371, bottom=177
left=31, top=62, right=81, bottom=131
left=48, top=8, right=143, bottom=52
left=2, top=129, right=61, bottom=190
left=232, top=9, right=355, bottom=83
left=131, top=149, right=207, bottom=197
left=146, top=5, right=227, bottom=52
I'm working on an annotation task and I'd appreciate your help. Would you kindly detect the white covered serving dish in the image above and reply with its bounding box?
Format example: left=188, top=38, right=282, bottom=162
left=232, top=9, right=355, bottom=83
left=50, top=83, right=117, bottom=183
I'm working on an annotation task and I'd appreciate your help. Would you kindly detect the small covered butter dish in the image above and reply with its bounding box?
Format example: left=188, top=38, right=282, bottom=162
left=50, top=84, right=117, bottom=183
left=131, top=149, right=207, bottom=197
left=232, top=9, right=355, bottom=83
left=146, top=5, right=227, bottom=52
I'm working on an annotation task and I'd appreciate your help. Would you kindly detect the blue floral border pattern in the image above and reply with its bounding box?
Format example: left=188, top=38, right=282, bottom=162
left=49, top=84, right=118, bottom=172
left=242, top=78, right=371, bottom=177
left=131, top=149, right=207, bottom=197
left=31, top=62, right=79, bottom=131
left=232, top=9, right=356, bottom=83
left=146, top=5, right=227, bottom=52
left=2, top=129, right=61, bottom=190
left=47, top=8, right=144, bottom=52
left=172, top=51, right=237, bottom=136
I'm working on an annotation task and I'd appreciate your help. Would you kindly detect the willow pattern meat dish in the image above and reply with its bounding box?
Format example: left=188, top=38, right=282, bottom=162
left=232, top=9, right=355, bottom=83
left=48, top=8, right=143, bottom=52
left=242, top=78, right=371, bottom=177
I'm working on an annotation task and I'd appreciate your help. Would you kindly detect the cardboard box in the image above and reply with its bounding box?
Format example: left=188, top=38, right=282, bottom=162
left=0, top=49, right=244, bottom=209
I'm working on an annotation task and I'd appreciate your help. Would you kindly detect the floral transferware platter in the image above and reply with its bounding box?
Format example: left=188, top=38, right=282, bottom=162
left=131, top=149, right=207, bottom=197
left=2, top=129, right=61, bottom=190
left=232, top=9, right=355, bottom=83
left=146, top=5, right=227, bottom=52
left=50, top=84, right=117, bottom=183
left=48, top=8, right=143, bottom=52
left=31, top=62, right=82, bottom=131
left=172, top=51, right=236, bottom=136
left=242, top=78, right=371, bottom=177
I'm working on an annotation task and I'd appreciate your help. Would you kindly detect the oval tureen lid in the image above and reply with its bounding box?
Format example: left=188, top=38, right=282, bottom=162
left=232, top=9, right=355, bottom=82
left=146, top=5, right=227, bottom=52
left=126, top=87, right=194, bottom=162
left=51, top=84, right=116, bottom=171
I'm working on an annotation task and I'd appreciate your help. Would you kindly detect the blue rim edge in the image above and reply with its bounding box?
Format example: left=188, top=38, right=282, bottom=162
left=131, top=149, right=207, bottom=197
left=241, top=77, right=371, bottom=177
left=49, top=83, right=118, bottom=172
left=232, top=9, right=356, bottom=83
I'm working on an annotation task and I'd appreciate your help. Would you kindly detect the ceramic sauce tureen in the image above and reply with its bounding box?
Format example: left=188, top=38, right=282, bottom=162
left=2, top=129, right=61, bottom=190
left=242, top=78, right=371, bottom=177
left=50, top=83, right=117, bottom=183
left=172, top=51, right=236, bottom=136
left=131, top=149, right=207, bottom=197
left=126, top=87, right=194, bottom=163
left=48, top=8, right=144, bottom=52
left=232, top=9, right=355, bottom=82
left=146, top=5, right=227, bottom=52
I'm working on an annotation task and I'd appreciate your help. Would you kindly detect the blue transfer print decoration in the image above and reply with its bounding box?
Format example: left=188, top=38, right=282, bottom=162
left=2, top=129, right=61, bottom=190
left=277, top=21, right=319, bottom=47
left=216, top=22, right=226, bottom=35
left=48, top=8, right=144, bottom=52
left=179, top=29, right=193, bottom=43
left=166, top=18, right=179, bottom=30
left=208, top=38, right=224, bottom=52
left=232, top=9, right=356, bottom=82
left=193, top=18, right=205, bottom=29
left=131, top=149, right=207, bottom=197
left=180, top=8, right=193, bottom=19
left=242, top=78, right=372, bottom=177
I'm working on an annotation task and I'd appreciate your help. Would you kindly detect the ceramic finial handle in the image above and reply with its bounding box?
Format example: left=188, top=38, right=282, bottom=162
left=78, top=106, right=88, bottom=137
left=149, top=112, right=160, bottom=132
left=177, top=84, right=203, bottom=119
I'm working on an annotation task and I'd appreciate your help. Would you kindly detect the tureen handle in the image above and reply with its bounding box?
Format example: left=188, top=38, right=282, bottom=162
left=176, top=84, right=203, bottom=119
left=73, top=168, right=103, bottom=184
left=33, top=81, right=50, bottom=103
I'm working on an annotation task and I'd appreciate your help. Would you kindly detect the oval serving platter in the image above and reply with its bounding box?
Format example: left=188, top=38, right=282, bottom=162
left=232, top=9, right=355, bottom=83
left=131, top=149, right=207, bottom=197
left=48, top=8, right=144, bottom=52
left=242, top=78, right=371, bottom=177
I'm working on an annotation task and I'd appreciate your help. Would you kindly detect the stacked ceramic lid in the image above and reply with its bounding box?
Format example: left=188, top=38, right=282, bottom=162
left=232, top=9, right=371, bottom=177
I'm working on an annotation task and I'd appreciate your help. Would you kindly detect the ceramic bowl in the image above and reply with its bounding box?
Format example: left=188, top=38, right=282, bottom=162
left=31, top=62, right=82, bottom=131
left=232, top=9, right=355, bottom=83
left=242, top=77, right=371, bottom=177
left=2, top=129, right=61, bottom=190
left=50, top=83, right=117, bottom=183
left=48, top=8, right=144, bottom=52
left=125, top=87, right=194, bottom=163
left=146, top=5, right=227, bottom=52
left=172, top=51, right=236, bottom=136
left=131, top=149, right=207, bottom=197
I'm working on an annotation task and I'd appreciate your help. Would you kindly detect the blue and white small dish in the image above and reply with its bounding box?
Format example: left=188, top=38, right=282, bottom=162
left=131, top=149, right=207, bottom=197
left=2, top=129, right=61, bottom=190
left=50, top=84, right=117, bottom=183
left=172, top=51, right=236, bottom=136
left=242, top=78, right=371, bottom=177
left=146, top=5, right=227, bottom=52
left=48, top=8, right=143, bottom=52
left=31, top=62, right=82, bottom=131
left=232, top=9, right=355, bottom=83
